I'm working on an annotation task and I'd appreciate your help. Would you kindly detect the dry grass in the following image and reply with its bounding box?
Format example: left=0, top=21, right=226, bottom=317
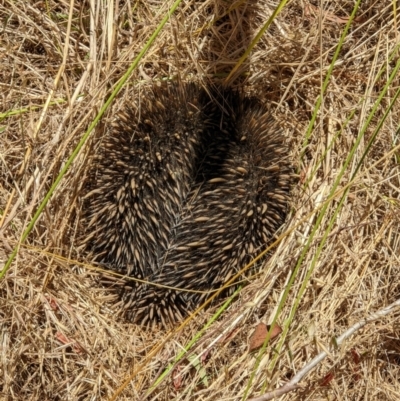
left=1, top=0, right=400, bottom=400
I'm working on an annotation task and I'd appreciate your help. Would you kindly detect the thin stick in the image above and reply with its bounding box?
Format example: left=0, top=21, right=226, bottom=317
left=249, top=298, right=400, bottom=401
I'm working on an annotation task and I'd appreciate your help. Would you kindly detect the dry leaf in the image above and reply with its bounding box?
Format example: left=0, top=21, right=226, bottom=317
left=55, top=332, right=84, bottom=354
left=172, top=365, right=183, bottom=390
left=55, top=331, right=70, bottom=345
left=305, top=4, right=367, bottom=24
left=218, top=327, right=240, bottom=345
left=319, top=371, right=335, bottom=387
left=46, top=296, right=59, bottom=312
left=350, top=348, right=361, bottom=382
left=249, top=323, right=282, bottom=352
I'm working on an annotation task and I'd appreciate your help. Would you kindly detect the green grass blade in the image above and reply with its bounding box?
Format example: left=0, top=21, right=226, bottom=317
left=261, top=43, right=400, bottom=397
left=300, top=0, right=363, bottom=158
left=146, top=287, right=241, bottom=396
left=225, top=0, right=289, bottom=83
left=242, top=0, right=367, bottom=397
left=0, top=0, right=183, bottom=279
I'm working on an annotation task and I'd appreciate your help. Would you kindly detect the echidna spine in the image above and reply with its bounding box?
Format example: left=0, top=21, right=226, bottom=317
left=82, top=83, right=293, bottom=327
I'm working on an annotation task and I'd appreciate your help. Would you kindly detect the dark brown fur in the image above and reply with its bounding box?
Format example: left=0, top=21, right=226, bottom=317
left=82, top=83, right=292, bottom=327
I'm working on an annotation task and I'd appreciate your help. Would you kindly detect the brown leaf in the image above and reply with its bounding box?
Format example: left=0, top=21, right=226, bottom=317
left=218, top=327, right=240, bottom=345
left=200, top=327, right=241, bottom=363
left=55, top=332, right=84, bottom=354
left=172, top=365, right=183, bottom=390
left=55, top=331, right=70, bottom=345
left=350, top=348, right=361, bottom=382
left=200, top=349, right=211, bottom=364
left=319, top=371, right=335, bottom=387
left=46, top=296, right=59, bottom=311
left=249, top=323, right=282, bottom=352
left=305, top=4, right=367, bottom=24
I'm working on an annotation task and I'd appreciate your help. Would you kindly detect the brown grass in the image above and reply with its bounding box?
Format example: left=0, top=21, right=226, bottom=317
left=1, top=0, right=400, bottom=400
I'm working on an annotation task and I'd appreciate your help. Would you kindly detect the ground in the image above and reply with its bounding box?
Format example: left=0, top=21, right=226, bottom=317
left=0, top=0, right=399, bottom=400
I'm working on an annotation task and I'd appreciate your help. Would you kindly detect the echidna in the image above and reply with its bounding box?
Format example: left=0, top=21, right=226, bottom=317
left=82, top=83, right=292, bottom=327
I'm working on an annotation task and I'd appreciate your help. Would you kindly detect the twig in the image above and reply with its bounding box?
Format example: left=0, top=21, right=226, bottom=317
left=249, top=298, right=400, bottom=401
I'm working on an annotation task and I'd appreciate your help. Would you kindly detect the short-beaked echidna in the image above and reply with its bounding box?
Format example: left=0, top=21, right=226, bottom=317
left=82, top=83, right=292, bottom=327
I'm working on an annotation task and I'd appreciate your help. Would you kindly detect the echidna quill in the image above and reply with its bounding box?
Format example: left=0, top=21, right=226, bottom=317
left=82, top=83, right=293, bottom=327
